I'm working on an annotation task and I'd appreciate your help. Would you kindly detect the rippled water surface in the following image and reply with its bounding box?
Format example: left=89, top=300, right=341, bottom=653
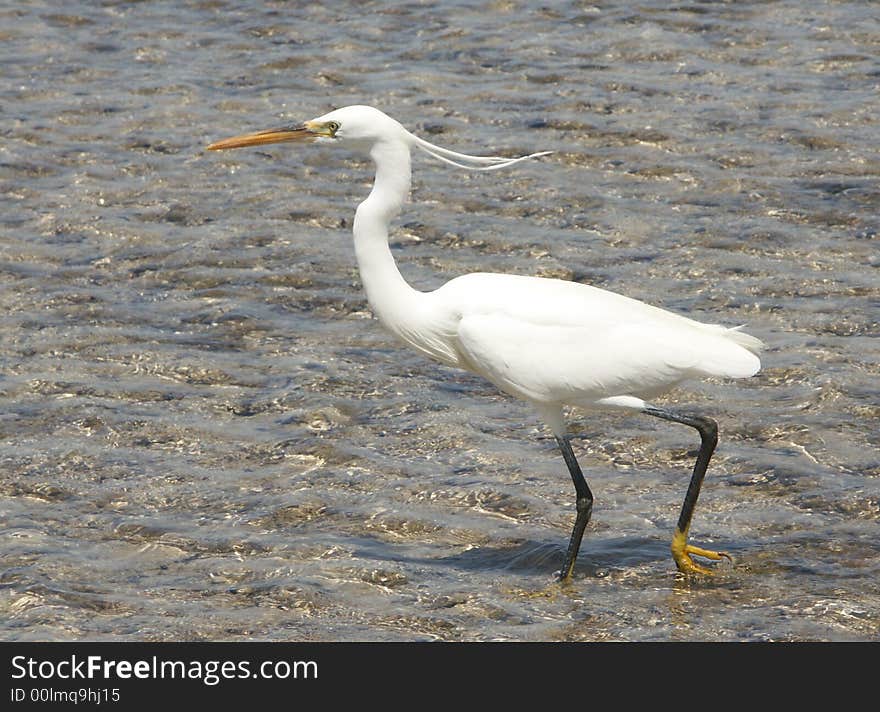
left=2, top=1, right=878, bottom=641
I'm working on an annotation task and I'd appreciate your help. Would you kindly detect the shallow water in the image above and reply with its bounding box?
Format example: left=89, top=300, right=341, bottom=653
left=1, top=0, right=878, bottom=641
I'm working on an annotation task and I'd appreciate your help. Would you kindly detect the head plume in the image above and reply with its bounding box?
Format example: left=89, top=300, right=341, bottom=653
left=409, top=133, right=552, bottom=172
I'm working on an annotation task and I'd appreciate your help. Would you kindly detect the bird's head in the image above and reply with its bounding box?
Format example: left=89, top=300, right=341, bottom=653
left=208, top=104, right=551, bottom=170
left=207, top=105, right=409, bottom=151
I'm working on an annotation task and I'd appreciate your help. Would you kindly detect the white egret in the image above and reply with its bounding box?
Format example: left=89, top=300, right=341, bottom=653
left=208, top=105, right=763, bottom=579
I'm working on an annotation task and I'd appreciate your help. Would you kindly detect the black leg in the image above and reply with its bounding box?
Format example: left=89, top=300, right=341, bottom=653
left=643, top=405, right=730, bottom=575
left=555, top=435, right=594, bottom=581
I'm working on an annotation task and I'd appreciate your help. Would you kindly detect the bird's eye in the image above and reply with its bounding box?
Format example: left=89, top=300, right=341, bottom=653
left=327, top=121, right=340, bottom=134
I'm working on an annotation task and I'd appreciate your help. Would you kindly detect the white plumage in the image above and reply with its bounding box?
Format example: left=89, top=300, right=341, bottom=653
left=208, top=104, right=763, bottom=580
left=395, top=273, right=761, bottom=425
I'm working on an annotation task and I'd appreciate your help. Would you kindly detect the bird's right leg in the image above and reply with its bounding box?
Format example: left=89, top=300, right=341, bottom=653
left=643, top=406, right=731, bottom=576
left=555, top=435, right=594, bottom=581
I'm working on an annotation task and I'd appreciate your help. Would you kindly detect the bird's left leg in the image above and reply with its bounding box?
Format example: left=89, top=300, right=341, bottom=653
left=643, top=406, right=731, bottom=576
left=555, top=435, right=594, bottom=581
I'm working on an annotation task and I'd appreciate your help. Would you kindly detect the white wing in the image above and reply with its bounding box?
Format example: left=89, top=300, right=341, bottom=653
left=426, top=273, right=761, bottom=407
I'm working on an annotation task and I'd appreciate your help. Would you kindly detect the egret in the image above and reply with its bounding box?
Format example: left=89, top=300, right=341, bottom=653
left=208, top=105, right=763, bottom=580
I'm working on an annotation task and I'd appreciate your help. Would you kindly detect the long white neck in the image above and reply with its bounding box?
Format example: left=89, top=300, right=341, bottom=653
left=353, top=138, right=423, bottom=330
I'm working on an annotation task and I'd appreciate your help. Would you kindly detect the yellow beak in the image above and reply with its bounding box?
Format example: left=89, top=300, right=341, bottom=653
left=207, top=122, right=320, bottom=151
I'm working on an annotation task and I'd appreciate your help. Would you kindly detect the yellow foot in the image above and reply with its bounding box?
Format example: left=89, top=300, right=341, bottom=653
left=671, top=528, right=731, bottom=576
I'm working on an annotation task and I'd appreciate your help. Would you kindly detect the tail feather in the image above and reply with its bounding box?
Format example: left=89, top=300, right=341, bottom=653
left=727, top=325, right=765, bottom=356
left=702, top=326, right=763, bottom=378
left=684, top=324, right=763, bottom=379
